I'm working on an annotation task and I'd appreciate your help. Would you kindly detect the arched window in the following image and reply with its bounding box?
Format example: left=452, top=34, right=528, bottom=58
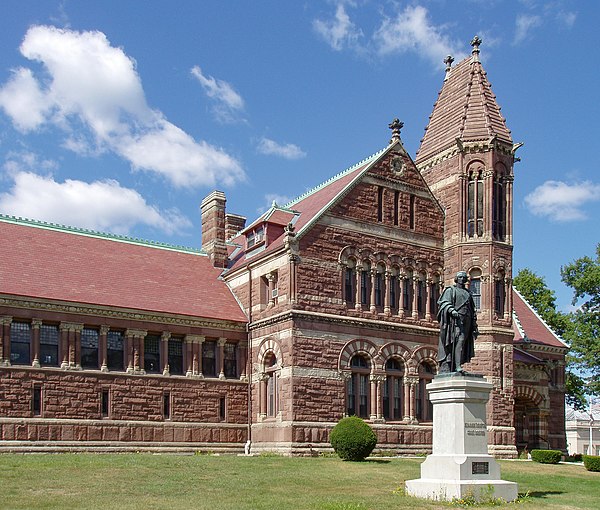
left=383, top=358, right=404, bottom=420
left=416, top=272, right=426, bottom=318
left=265, top=352, right=278, bottom=417
left=467, top=169, right=484, bottom=237
left=374, top=264, right=385, bottom=308
left=344, top=258, right=356, bottom=304
left=347, top=354, right=370, bottom=418
left=429, top=274, right=441, bottom=318
left=360, top=262, right=371, bottom=306
left=495, top=271, right=506, bottom=318
left=416, top=361, right=435, bottom=421
left=402, top=270, right=413, bottom=314
left=469, top=268, right=482, bottom=311
left=492, top=167, right=506, bottom=241
left=389, top=268, right=399, bottom=310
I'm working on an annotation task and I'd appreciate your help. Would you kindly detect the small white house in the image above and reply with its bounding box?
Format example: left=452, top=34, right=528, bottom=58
left=566, top=401, right=599, bottom=456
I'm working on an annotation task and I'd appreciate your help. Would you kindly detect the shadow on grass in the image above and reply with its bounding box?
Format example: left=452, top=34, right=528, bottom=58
left=524, top=491, right=565, bottom=499
left=364, top=459, right=391, bottom=464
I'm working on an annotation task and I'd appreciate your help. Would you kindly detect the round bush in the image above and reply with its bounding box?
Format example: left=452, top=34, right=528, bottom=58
left=583, top=454, right=600, bottom=472
left=530, top=449, right=562, bottom=464
left=330, top=416, right=377, bottom=461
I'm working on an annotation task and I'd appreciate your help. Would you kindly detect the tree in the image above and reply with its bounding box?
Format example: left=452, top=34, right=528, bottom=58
left=561, top=243, right=600, bottom=397
left=513, top=268, right=587, bottom=410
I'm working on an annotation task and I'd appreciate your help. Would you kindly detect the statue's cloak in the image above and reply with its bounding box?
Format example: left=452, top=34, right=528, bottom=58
left=436, top=286, right=476, bottom=364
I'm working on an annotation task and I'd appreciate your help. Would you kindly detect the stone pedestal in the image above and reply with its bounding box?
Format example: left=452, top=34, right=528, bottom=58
left=405, top=374, right=518, bottom=502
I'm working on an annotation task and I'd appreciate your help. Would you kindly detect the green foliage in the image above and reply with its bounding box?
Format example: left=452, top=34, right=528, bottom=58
left=448, top=485, right=508, bottom=507
left=582, top=455, right=600, bottom=472
left=561, top=243, right=600, bottom=396
left=564, top=453, right=582, bottom=463
left=530, top=449, right=562, bottom=464
left=329, top=416, right=377, bottom=461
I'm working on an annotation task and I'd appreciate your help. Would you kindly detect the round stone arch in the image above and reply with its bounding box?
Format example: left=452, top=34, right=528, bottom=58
left=408, top=345, right=438, bottom=375
left=514, top=384, right=546, bottom=408
left=256, top=337, right=283, bottom=369
left=465, top=158, right=486, bottom=177
left=338, top=245, right=359, bottom=266
left=377, top=342, right=411, bottom=371
left=338, top=339, right=378, bottom=371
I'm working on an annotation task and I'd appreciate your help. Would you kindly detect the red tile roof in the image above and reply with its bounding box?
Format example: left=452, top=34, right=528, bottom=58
left=416, top=55, right=512, bottom=163
left=512, top=288, right=567, bottom=348
left=0, top=217, right=247, bottom=323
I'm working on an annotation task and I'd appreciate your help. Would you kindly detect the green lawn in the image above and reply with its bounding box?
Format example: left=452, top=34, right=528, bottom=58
left=0, top=454, right=597, bottom=510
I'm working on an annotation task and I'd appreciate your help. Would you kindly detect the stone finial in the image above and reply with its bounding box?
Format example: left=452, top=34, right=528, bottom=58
left=389, top=118, right=403, bottom=143
left=470, top=35, right=482, bottom=62
left=443, top=55, right=454, bottom=81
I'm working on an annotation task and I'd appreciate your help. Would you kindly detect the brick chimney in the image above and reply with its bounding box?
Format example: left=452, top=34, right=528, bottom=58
left=201, top=191, right=228, bottom=268
left=225, top=213, right=246, bottom=240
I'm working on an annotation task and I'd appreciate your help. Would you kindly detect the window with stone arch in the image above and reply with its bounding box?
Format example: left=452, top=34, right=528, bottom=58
left=374, top=262, right=386, bottom=308
left=416, top=360, right=435, bottom=421
left=429, top=272, right=442, bottom=318
left=383, top=357, right=404, bottom=420
left=493, top=163, right=507, bottom=241
left=389, top=266, right=400, bottom=311
left=402, top=268, right=414, bottom=314
left=494, top=269, right=506, bottom=319
left=347, top=354, right=371, bottom=418
left=264, top=351, right=279, bottom=417
left=344, top=257, right=357, bottom=305
left=360, top=260, right=371, bottom=307
left=469, top=268, right=482, bottom=311
left=416, top=271, right=427, bottom=318
left=467, top=164, right=484, bottom=238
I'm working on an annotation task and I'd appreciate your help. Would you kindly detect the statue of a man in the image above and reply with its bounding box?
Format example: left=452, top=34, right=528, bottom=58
left=437, top=271, right=478, bottom=373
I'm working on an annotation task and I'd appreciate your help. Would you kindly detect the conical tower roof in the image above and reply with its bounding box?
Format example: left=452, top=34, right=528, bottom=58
left=416, top=37, right=512, bottom=165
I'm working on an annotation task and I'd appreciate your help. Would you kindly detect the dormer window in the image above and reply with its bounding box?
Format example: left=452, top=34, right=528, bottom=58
left=247, top=226, right=264, bottom=249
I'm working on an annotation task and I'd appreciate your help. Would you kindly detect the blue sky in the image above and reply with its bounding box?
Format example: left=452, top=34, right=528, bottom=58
left=0, top=1, right=598, bottom=312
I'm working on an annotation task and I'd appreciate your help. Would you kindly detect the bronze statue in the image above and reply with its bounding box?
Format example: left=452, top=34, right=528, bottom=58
left=437, top=271, right=478, bottom=373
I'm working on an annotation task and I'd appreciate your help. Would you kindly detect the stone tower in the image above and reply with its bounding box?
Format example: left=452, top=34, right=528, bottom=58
left=416, top=37, right=521, bottom=457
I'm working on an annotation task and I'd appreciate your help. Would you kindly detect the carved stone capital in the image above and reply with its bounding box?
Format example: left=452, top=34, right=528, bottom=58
left=125, top=328, right=147, bottom=339
left=31, top=318, right=43, bottom=329
left=185, top=334, right=205, bottom=344
left=161, top=331, right=171, bottom=342
left=60, top=322, right=84, bottom=332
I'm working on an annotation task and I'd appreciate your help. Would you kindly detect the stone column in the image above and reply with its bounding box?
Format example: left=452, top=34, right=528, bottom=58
left=185, top=336, right=194, bottom=377
left=31, top=319, right=42, bottom=368
left=459, top=173, right=467, bottom=241
left=406, top=376, right=419, bottom=421
left=267, top=273, right=276, bottom=307
left=506, top=176, right=514, bottom=244
left=354, top=264, right=362, bottom=310
left=239, top=342, right=248, bottom=381
left=59, top=323, right=69, bottom=369
left=218, top=337, right=227, bottom=380
left=403, top=380, right=411, bottom=420
left=125, top=330, right=134, bottom=373
left=373, top=375, right=385, bottom=421
left=398, top=273, right=406, bottom=319
left=369, top=374, right=377, bottom=420
left=504, top=278, right=512, bottom=321
left=384, top=271, right=391, bottom=316
left=411, top=276, right=419, bottom=319
left=289, top=254, right=299, bottom=305
left=483, top=169, right=494, bottom=237
left=369, top=270, right=377, bottom=313
left=99, top=325, right=109, bottom=372
left=0, top=316, right=11, bottom=366
left=161, top=331, right=171, bottom=376
left=197, top=335, right=205, bottom=377
left=339, top=371, right=352, bottom=417
left=425, top=278, right=432, bottom=321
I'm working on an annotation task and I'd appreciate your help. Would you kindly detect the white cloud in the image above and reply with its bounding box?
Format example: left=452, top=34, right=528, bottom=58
left=373, top=5, right=464, bottom=67
left=514, top=14, right=542, bottom=44
left=556, top=10, right=576, bottom=28
left=525, top=180, right=600, bottom=222
left=0, top=171, right=191, bottom=235
left=257, top=137, right=306, bottom=160
left=0, top=25, right=244, bottom=188
left=313, top=2, right=363, bottom=51
left=191, top=65, right=245, bottom=123
left=0, top=67, right=52, bottom=132
left=2, top=150, right=58, bottom=175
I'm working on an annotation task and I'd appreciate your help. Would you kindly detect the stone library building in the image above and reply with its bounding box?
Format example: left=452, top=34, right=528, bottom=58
left=0, top=39, right=567, bottom=456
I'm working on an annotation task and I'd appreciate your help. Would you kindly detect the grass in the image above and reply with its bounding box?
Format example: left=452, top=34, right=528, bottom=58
left=0, top=454, right=598, bottom=510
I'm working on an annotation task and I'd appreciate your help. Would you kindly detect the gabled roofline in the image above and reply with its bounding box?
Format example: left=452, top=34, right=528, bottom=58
left=290, top=144, right=395, bottom=239
left=0, top=213, right=204, bottom=255
left=513, top=287, right=568, bottom=347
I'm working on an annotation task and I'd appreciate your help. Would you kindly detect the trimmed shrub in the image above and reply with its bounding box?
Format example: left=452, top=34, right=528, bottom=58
left=530, top=449, right=562, bottom=464
left=565, top=453, right=582, bottom=463
left=330, top=416, right=377, bottom=461
left=583, top=454, right=600, bottom=472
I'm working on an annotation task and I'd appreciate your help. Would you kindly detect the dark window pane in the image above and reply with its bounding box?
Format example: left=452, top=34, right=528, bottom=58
left=32, top=387, right=42, bottom=416
left=224, top=343, right=237, bottom=378
left=81, top=328, right=99, bottom=369
left=10, top=321, right=31, bottom=365
left=202, top=341, right=217, bottom=377
left=168, top=338, right=183, bottom=375
left=163, top=393, right=171, bottom=420
left=40, top=324, right=59, bottom=367
left=101, top=390, right=110, bottom=418
left=144, top=334, right=161, bottom=374
left=107, top=331, right=124, bottom=371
